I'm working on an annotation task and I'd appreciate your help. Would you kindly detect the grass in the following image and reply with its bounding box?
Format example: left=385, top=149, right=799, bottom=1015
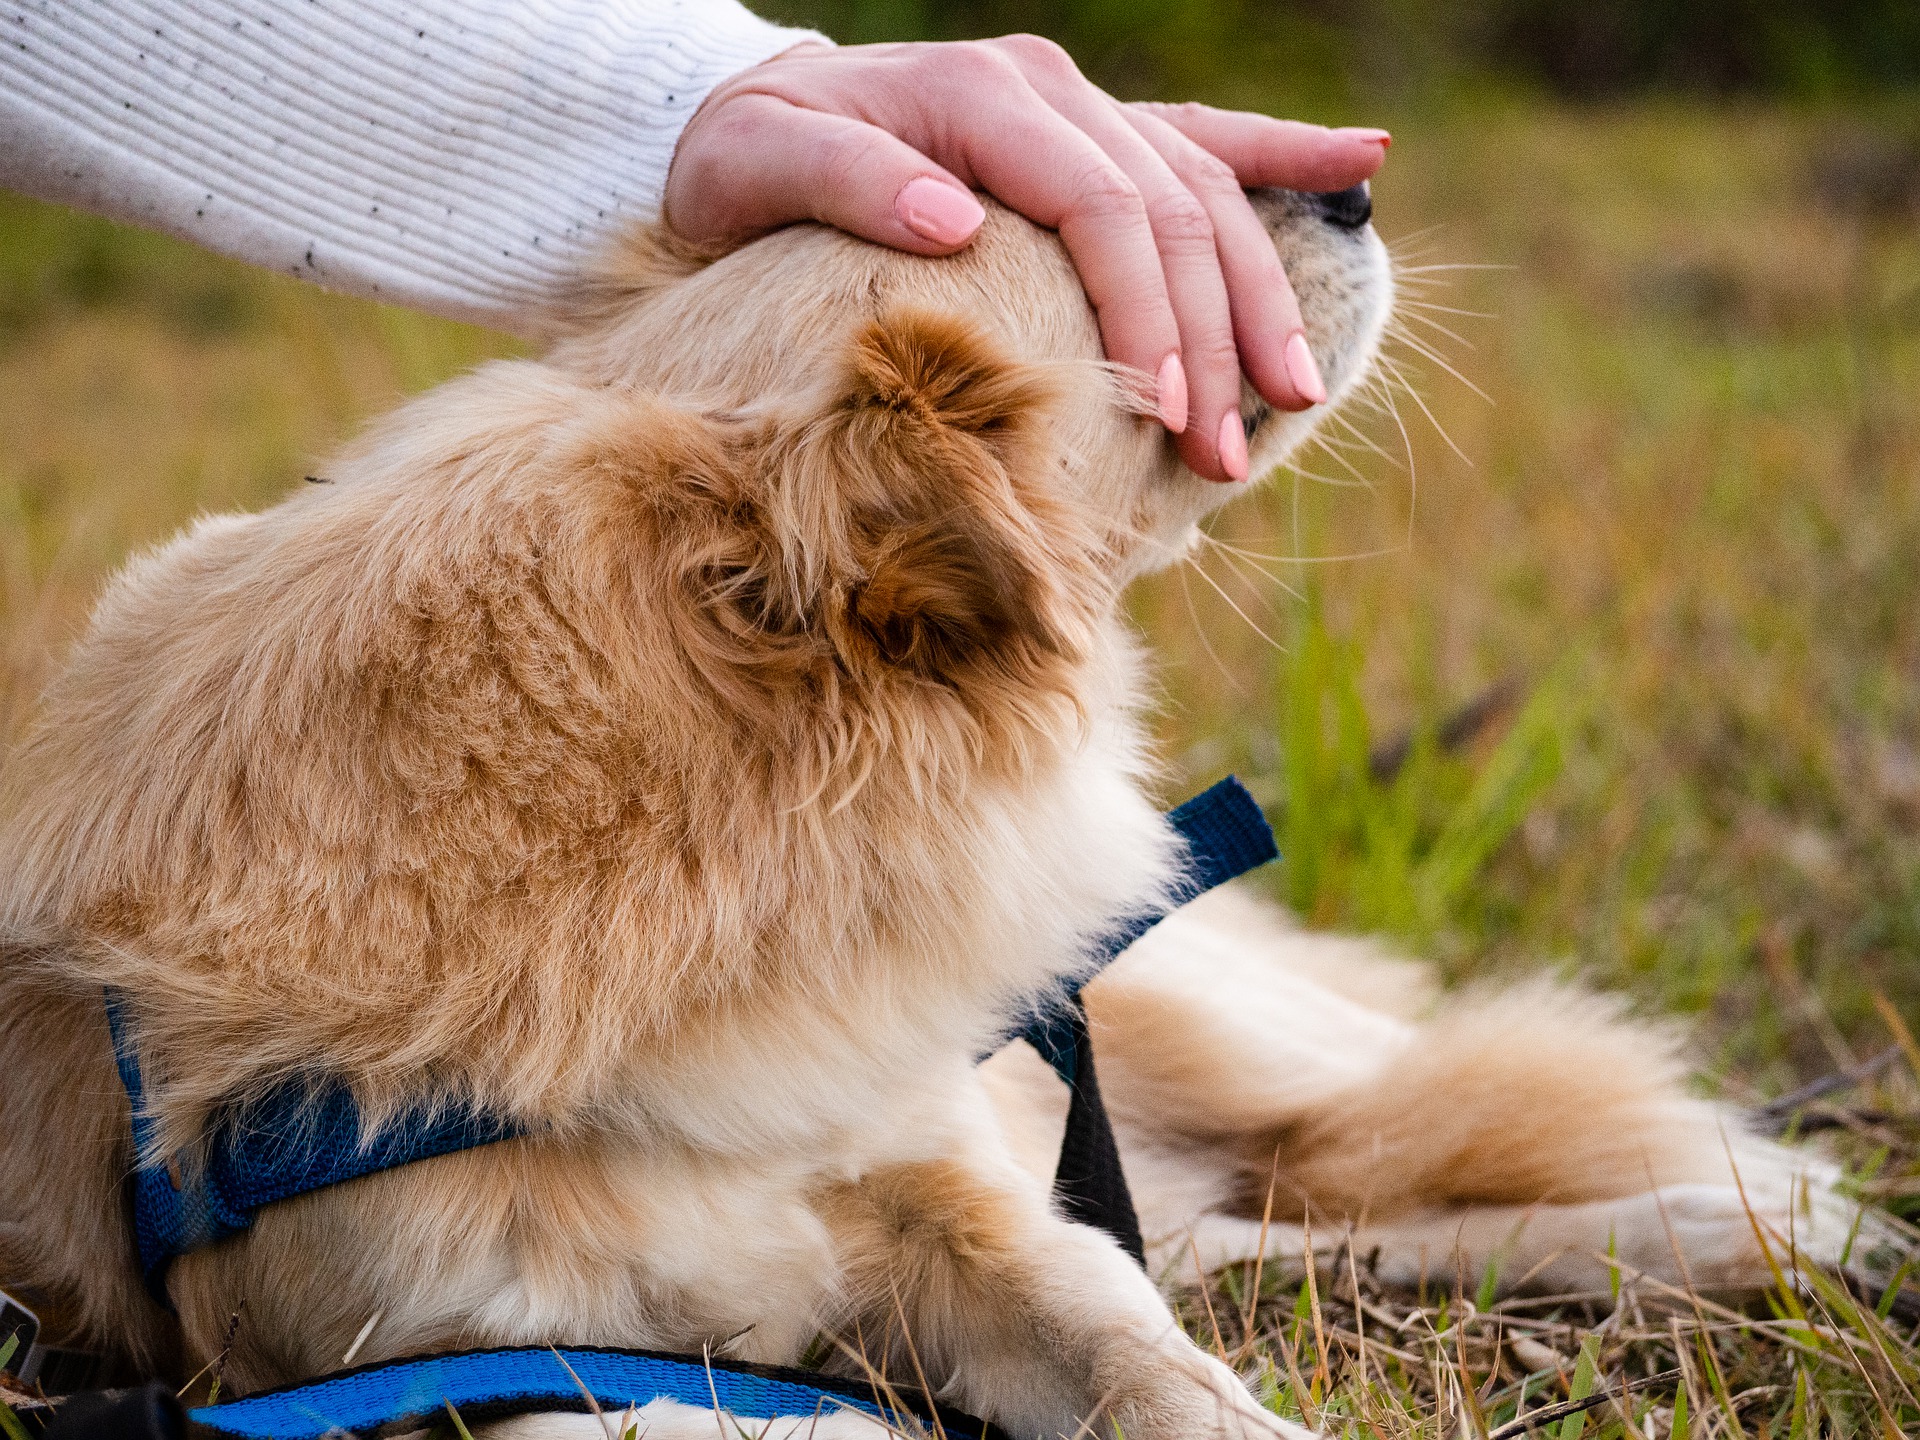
left=1158, top=1219, right=1920, bottom=1438
left=1134, top=100, right=1920, bottom=1087
left=1131, top=97, right=1920, bottom=1437
left=3, top=98, right=1919, bottom=1436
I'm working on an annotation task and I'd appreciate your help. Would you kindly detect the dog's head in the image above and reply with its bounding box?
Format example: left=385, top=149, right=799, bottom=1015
left=547, top=185, right=1392, bottom=708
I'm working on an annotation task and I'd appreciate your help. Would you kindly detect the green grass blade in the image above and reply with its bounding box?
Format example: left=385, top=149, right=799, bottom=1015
left=1556, top=1336, right=1599, bottom=1440
left=1475, top=1253, right=1501, bottom=1314
left=443, top=1399, right=478, bottom=1440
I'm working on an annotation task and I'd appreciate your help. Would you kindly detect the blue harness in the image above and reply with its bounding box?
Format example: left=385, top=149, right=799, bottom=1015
left=104, top=776, right=1276, bottom=1439
left=187, top=1345, right=998, bottom=1440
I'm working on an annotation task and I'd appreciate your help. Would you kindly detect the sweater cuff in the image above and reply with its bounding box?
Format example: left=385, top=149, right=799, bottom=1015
left=0, top=1, right=828, bottom=334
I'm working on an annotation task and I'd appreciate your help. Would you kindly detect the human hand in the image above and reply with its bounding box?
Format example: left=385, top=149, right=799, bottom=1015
left=665, top=36, right=1388, bottom=482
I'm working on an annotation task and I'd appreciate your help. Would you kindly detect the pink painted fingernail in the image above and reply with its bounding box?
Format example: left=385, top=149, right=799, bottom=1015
left=1284, top=331, right=1327, bottom=405
left=1336, top=127, right=1392, bottom=148
left=1155, top=352, right=1189, bottom=434
left=1216, top=411, right=1249, bottom=482
left=894, top=177, right=985, bottom=246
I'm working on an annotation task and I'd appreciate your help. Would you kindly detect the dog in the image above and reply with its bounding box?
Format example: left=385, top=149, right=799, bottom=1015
left=0, top=185, right=1896, bottom=1440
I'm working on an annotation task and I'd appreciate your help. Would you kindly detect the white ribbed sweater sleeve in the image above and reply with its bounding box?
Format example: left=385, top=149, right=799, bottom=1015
left=0, top=1, right=823, bottom=333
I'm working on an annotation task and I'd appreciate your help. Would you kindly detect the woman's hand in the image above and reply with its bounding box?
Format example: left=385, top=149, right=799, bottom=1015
left=665, top=36, right=1388, bottom=482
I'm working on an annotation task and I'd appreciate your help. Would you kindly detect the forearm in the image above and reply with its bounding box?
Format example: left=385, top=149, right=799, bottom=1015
left=0, top=0, right=821, bottom=335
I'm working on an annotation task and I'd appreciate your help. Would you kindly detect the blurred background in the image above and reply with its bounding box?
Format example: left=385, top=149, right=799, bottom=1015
left=1, top=3, right=1916, bottom=1125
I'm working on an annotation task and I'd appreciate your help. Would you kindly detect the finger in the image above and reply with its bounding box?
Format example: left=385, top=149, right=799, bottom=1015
left=926, top=54, right=1187, bottom=436
left=1130, top=103, right=1389, bottom=192
left=666, top=93, right=986, bottom=254
left=995, top=48, right=1242, bottom=478
left=1124, top=104, right=1323, bottom=420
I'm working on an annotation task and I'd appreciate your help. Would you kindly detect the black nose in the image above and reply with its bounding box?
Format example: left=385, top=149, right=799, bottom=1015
left=1308, top=182, right=1372, bottom=230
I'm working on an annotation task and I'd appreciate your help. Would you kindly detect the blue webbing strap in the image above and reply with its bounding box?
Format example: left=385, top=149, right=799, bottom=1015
left=1013, top=775, right=1277, bottom=1082
left=108, top=776, right=1275, bottom=1299
left=105, top=1000, right=522, bottom=1302
left=185, top=1345, right=1002, bottom=1440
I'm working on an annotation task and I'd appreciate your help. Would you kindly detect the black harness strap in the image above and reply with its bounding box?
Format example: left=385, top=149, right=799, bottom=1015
left=1011, top=776, right=1278, bottom=1263
left=1050, top=995, right=1146, bottom=1262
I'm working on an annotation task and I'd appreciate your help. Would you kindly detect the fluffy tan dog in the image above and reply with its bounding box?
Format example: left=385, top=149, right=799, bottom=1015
left=0, top=190, right=1892, bottom=1440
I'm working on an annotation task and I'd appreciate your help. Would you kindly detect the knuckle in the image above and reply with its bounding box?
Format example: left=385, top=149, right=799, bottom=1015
left=704, top=98, right=773, bottom=151
left=1150, top=194, right=1216, bottom=248
left=1184, top=150, right=1240, bottom=195
left=820, top=127, right=891, bottom=191
left=948, top=41, right=1021, bottom=86
left=1067, top=164, right=1145, bottom=222
left=999, top=32, right=1076, bottom=77
left=1162, top=100, right=1215, bottom=129
left=673, top=106, right=760, bottom=192
left=1185, top=329, right=1239, bottom=375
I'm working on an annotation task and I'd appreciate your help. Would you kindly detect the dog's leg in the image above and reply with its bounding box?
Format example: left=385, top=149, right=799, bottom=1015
left=821, top=1116, right=1317, bottom=1440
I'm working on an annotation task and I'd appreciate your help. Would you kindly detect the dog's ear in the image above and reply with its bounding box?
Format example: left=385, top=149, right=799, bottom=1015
left=779, top=310, right=1099, bottom=688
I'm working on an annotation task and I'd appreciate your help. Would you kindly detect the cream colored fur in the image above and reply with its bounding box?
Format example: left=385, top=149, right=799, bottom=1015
left=0, top=191, right=1895, bottom=1440
left=991, top=887, right=1893, bottom=1299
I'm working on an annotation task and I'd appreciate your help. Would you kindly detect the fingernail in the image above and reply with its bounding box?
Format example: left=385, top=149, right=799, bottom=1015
left=894, top=177, right=985, bottom=246
left=1155, top=352, right=1189, bottom=434
left=1216, top=410, right=1249, bottom=482
left=1284, top=331, right=1327, bottom=405
left=1337, top=127, right=1392, bottom=148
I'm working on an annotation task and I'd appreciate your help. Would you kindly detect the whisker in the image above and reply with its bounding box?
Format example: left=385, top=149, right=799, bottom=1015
left=1298, top=431, right=1372, bottom=460
left=1398, top=298, right=1497, bottom=320
left=1389, top=275, right=1483, bottom=298
left=1177, top=559, right=1248, bottom=695
left=1199, top=536, right=1300, bottom=618
left=1387, top=325, right=1493, bottom=402
left=1286, top=458, right=1375, bottom=489
left=1378, top=355, right=1472, bottom=465
left=1383, top=221, right=1449, bottom=249
left=1291, top=465, right=1303, bottom=563
left=1339, top=384, right=1392, bottom=418
left=1200, top=530, right=1381, bottom=585
left=1303, top=429, right=1379, bottom=487
left=1201, top=533, right=1411, bottom=567
left=1393, top=308, right=1476, bottom=351
left=1324, top=409, right=1406, bottom=469
left=1197, top=530, right=1290, bottom=573
left=1199, top=529, right=1304, bottom=601
left=1369, top=368, right=1421, bottom=548
left=1185, top=552, right=1286, bottom=652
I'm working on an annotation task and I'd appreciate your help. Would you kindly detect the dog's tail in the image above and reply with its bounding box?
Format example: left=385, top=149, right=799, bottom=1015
left=1066, top=886, right=1907, bottom=1294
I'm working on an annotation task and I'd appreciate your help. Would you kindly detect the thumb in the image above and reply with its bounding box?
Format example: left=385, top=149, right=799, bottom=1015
left=667, top=94, right=985, bottom=255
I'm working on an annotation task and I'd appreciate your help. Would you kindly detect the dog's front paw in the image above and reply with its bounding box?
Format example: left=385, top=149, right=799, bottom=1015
left=1102, top=1345, right=1320, bottom=1440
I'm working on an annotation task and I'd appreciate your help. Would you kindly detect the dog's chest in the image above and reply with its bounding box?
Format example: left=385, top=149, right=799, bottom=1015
left=611, top=732, right=1176, bottom=1161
